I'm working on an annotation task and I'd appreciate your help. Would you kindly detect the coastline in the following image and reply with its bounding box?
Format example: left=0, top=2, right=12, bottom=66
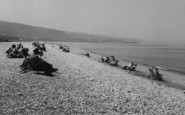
left=121, top=58, right=185, bottom=76
left=66, top=44, right=185, bottom=90
left=1, top=42, right=185, bottom=114
left=50, top=42, right=185, bottom=90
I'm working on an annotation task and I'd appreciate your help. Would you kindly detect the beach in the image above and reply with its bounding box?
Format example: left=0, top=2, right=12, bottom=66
left=1, top=42, right=185, bottom=114
left=53, top=42, right=185, bottom=74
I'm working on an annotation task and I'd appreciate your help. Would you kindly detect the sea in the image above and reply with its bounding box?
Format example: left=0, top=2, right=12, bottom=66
left=56, top=42, right=185, bottom=75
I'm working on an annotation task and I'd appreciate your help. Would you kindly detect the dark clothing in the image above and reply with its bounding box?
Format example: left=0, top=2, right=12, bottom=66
left=21, top=54, right=53, bottom=75
left=148, top=68, right=163, bottom=81
left=6, top=47, right=23, bottom=58
left=29, top=55, right=42, bottom=67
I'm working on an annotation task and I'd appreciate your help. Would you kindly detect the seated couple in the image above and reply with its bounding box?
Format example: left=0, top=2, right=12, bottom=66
left=101, top=56, right=119, bottom=66
left=122, top=62, right=137, bottom=71
left=149, top=66, right=163, bottom=81
left=20, top=48, right=58, bottom=76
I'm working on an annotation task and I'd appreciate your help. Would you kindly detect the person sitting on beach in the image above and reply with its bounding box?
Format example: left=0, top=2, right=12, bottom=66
left=148, top=66, right=163, bottom=81
left=37, top=43, right=46, bottom=52
left=17, top=43, right=23, bottom=49
left=148, top=66, right=155, bottom=78
left=109, top=59, right=119, bottom=66
left=62, top=46, right=70, bottom=52
left=109, top=56, right=119, bottom=66
left=101, top=56, right=106, bottom=62
left=32, top=42, right=46, bottom=52
left=6, top=44, right=15, bottom=54
left=129, top=63, right=137, bottom=71
left=85, top=52, right=90, bottom=57
left=122, top=62, right=134, bottom=70
left=154, top=68, right=163, bottom=81
left=33, top=47, right=43, bottom=56
left=20, top=48, right=58, bottom=76
left=41, top=43, right=46, bottom=51
left=16, top=43, right=24, bottom=53
left=59, top=44, right=63, bottom=49
left=104, top=56, right=110, bottom=64
left=110, top=55, right=115, bottom=60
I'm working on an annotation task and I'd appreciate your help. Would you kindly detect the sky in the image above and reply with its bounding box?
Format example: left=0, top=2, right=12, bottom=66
left=0, top=0, right=185, bottom=43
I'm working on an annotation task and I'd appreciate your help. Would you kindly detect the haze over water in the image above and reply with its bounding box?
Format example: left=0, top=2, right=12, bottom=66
left=1, top=0, right=185, bottom=44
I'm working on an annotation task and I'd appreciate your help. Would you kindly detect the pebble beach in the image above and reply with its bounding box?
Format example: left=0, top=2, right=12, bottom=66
left=1, top=42, right=185, bottom=115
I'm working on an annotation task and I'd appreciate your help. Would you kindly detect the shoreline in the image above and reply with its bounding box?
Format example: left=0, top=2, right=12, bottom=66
left=121, top=58, right=185, bottom=76
left=61, top=44, right=185, bottom=90
left=50, top=42, right=185, bottom=90
left=1, top=42, right=185, bottom=114
left=48, top=41, right=185, bottom=76
left=86, top=49, right=185, bottom=75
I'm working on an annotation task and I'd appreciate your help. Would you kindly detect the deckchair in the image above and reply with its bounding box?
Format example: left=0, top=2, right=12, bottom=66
left=148, top=68, right=163, bottom=81
left=129, top=66, right=137, bottom=71
left=109, top=60, right=119, bottom=67
left=21, top=54, right=44, bottom=74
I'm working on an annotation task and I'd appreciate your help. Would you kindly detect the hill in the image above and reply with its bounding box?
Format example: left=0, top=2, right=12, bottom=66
left=0, top=20, right=139, bottom=43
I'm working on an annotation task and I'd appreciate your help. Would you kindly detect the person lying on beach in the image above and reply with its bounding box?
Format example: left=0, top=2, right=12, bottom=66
left=20, top=48, right=58, bottom=76
left=148, top=66, right=163, bottom=81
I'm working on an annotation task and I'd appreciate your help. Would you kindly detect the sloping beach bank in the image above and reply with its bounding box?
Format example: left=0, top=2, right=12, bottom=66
left=1, top=42, right=185, bottom=114
left=52, top=42, right=185, bottom=89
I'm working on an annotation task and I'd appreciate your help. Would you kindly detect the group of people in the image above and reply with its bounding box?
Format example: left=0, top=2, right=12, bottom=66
left=100, top=55, right=162, bottom=80
left=101, top=55, right=137, bottom=71
left=32, top=42, right=46, bottom=52
left=6, top=42, right=58, bottom=76
left=6, top=43, right=24, bottom=58
left=101, top=55, right=119, bottom=66
left=32, top=42, right=47, bottom=56
left=32, top=42, right=45, bottom=56
left=149, top=66, right=163, bottom=81
left=5, top=42, right=162, bottom=80
left=20, top=46, right=58, bottom=76
left=59, top=44, right=70, bottom=52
